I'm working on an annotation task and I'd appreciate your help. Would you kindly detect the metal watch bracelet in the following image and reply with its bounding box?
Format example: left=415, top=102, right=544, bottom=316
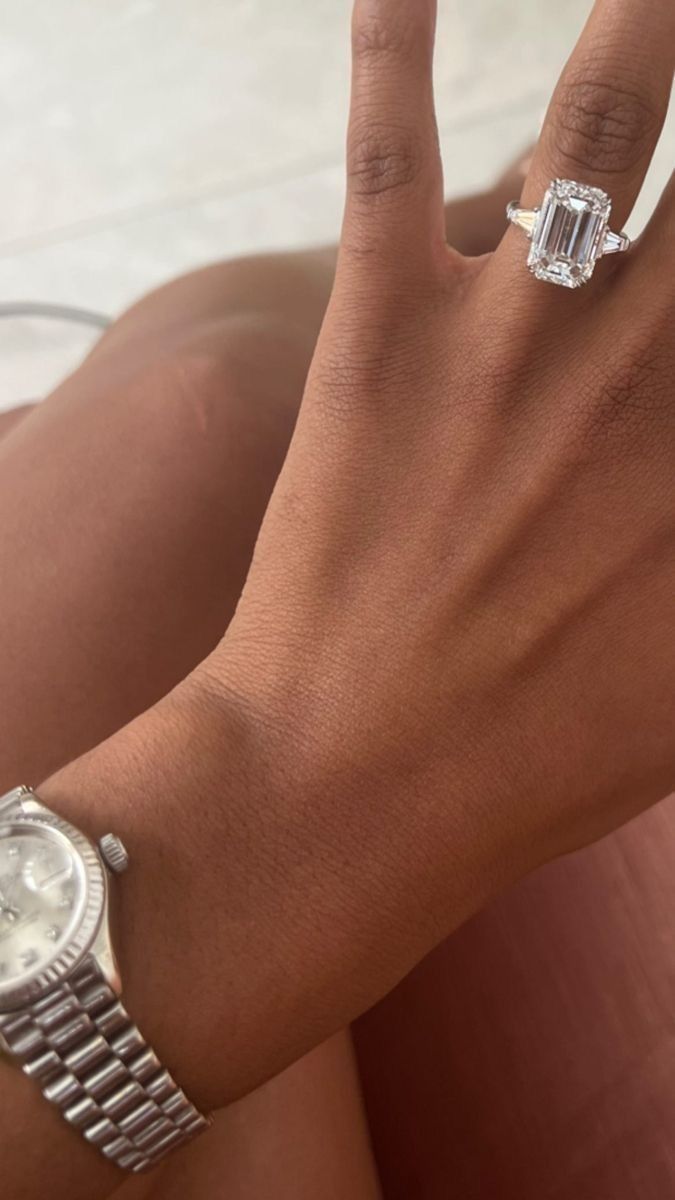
left=0, top=787, right=211, bottom=1173
left=0, top=957, right=210, bottom=1172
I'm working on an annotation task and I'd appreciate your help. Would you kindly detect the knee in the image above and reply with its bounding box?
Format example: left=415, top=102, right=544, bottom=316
left=111, top=311, right=306, bottom=476
left=180, top=310, right=309, bottom=420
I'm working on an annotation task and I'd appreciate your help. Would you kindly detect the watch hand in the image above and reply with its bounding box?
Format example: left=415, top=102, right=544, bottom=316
left=0, top=884, right=22, bottom=920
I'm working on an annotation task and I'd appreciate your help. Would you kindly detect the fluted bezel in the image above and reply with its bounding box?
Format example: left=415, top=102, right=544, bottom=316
left=0, top=812, right=105, bottom=1011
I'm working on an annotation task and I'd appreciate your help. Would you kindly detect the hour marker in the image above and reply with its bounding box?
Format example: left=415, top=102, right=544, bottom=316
left=20, top=949, right=39, bottom=968
left=45, top=925, right=61, bottom=942
left=7, top=846, right=19, bottom=858
left=38, top=867, right=72, bottom=890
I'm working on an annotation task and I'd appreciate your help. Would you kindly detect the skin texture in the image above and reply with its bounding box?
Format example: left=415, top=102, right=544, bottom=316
left=0, top=188, right=516, bottom=1200
left=0, top=182, right=521, bottom=1200
left=4, top=214, right=675, bottom=1200
left=0, top=0, right=674, bottom=1195
left=0, top=258, right=382, bottom=1198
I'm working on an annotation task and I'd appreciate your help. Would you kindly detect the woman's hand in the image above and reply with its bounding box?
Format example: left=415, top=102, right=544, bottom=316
left=8, top=6, right=672, bottom=1198
left=206, top=0, right=675, bottom=971
left=39, top=0, right=674, bottom=1146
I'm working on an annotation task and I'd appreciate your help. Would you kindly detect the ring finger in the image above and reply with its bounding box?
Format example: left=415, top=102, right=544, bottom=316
left=498, top=0, right=675, bottom=281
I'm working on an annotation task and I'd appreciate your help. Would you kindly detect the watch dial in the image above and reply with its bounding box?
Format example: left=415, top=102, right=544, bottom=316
left=0, top=828, right=86, bottom=986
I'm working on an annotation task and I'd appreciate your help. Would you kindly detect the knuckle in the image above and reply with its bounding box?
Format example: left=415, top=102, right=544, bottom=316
left=312, top=333, right=400, bottom=423
left=468, top=297, right=544, bottom=410
left=309, top=297, right=438, bottom=425
left=347, top=119, right=423, bottom=201
left=548, top=71, right=660, bottom=175
left=352, top=10, right=426, bottom=64
left=124, top=314, right=301, bottom=434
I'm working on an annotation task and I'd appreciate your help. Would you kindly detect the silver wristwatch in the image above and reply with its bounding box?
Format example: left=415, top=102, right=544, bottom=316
left=0, top=786, right=211, bottom=1173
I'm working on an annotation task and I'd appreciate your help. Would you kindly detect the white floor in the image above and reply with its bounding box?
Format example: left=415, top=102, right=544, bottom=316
left=0, top=0, right=672, bottom=406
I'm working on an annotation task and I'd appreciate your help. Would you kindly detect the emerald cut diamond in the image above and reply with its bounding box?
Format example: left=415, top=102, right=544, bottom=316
left=528, top=179, right=611, bottom=288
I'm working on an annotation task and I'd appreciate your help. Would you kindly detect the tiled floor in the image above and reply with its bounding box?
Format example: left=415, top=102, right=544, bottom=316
left=0, top=0, right=672, bottom=405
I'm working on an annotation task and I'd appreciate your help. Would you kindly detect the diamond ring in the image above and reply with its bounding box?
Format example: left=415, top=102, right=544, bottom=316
left=506, top=179, right=630, bottom=288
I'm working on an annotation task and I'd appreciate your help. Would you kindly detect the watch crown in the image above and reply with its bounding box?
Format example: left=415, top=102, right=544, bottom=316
left=99, top=833, right=129, bottom=874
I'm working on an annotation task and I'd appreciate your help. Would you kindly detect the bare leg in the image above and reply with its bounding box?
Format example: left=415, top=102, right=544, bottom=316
left=118, top=1034, right=379, bottom=1200
left=0, top=262, right=323, bottom=784
left=355, top=807, right=675, bottom=1200
left=0, top=403, right=32, bottom=436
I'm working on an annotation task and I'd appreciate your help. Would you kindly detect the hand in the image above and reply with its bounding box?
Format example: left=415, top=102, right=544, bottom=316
left=206, top=0, right=674, bottom=938
left=36, top=0, right=675, bottom=1147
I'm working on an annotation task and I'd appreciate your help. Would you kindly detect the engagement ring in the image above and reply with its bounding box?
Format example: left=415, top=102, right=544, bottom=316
left=507, top=178, right=630, bottom=288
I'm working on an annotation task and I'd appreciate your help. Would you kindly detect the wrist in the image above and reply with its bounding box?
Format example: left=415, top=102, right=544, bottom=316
left=37, top=685, right=240, bottom=1112
left=201, top=638, right=541, bottom=913
left=0, top=694, right=227, bottom=1200
left=36, top=659, right=530, bottom=1115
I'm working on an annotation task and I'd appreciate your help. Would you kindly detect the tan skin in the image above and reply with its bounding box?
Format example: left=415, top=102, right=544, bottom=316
left=0, top=253, right=382, bottom=1199
left=1, top=0, right=674, bottom=1195
left=0, top=176, right=523, bottom=1200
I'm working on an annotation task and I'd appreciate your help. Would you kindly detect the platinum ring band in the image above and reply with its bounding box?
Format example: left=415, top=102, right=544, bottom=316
left=507, top=178, right=630, bottom=288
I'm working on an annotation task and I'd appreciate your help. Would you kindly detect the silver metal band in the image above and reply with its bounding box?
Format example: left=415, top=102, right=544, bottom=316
left=0, top=955, right=210, bottom=1173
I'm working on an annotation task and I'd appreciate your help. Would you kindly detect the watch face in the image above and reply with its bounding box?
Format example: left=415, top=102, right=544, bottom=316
left=0, top=818, right=104, bottom=1007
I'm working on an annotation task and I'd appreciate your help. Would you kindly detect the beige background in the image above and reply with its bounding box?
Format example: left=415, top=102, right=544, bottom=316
left=0, top=0, right=672, bottom=405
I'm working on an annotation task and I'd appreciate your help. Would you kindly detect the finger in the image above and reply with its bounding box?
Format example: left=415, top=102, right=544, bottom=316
left=339, top=0, right=446, bottom=274
left=523, top=0, right=675, bottom=230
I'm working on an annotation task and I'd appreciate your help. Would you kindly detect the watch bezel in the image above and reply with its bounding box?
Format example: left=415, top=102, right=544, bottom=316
left=0, top=812, right=106, bottom=1011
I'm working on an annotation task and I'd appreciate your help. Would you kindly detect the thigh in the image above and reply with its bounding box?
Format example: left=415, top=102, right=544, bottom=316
left=117, top=1032, right=380, bottom=1200
left=0, top=258, right=326, bottom=787
left=0, top=403, right=33, bottom=437
left=356, top=801, right=675, bottom=1200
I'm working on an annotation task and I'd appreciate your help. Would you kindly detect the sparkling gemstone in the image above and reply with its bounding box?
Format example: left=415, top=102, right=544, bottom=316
left=528, top=179, right=611, bottom=288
